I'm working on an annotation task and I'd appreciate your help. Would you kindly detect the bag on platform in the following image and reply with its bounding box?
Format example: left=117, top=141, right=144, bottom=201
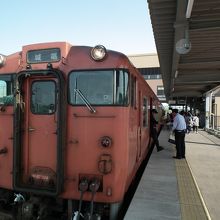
left=168, top=133, right=175, bottom=144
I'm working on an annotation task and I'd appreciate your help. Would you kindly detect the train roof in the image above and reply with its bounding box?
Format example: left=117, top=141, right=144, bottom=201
left=0, top=41, right=160, bottom=106
left=0, top=42, right=133, bottom=73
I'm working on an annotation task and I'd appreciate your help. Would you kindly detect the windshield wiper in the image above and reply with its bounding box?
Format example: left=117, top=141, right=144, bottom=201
left=74, top=89, right=96, bottom=114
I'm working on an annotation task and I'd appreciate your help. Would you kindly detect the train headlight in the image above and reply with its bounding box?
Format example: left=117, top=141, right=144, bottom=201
left=0, top=54, right=6, bottom=67
left=90, top=45, right=107, bottom=61
left=100, top=136, right=112, bottom=148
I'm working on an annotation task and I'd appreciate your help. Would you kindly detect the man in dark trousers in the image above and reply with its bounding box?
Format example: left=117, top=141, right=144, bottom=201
left=171, top=109, right=186, bottom=159
left=150, top=109, right=164, bottom=152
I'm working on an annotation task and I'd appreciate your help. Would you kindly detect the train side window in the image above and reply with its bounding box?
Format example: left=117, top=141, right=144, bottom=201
left=130, top=75, right=136, bottom=107
left=0, top=75, right=14, bottom=105
left=115, top=70, right=129, bottom=105
left=31, top=81, right=56, bottom=114
left=143, top=97, right=148, bottom=127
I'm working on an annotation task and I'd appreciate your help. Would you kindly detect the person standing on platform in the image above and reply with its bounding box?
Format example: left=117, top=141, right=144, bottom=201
left=172, top=109, right=186, bottom=159
left=192, top=114, right=199, bottom=133
left=150, top=109, right=164, bottom=152
left=185, top=112, right=193, bottom=134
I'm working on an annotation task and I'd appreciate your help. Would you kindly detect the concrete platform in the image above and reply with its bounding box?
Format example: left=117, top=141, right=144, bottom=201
left=124, top=128, right=220, bottom=220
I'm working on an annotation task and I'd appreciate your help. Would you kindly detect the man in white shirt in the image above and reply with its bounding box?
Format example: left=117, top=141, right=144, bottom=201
left=172, top=109, right=186, bottom=159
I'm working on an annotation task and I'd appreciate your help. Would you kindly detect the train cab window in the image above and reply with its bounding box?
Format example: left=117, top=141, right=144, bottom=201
left=0, top=75, right=14, bottom=105
left=31, top=81, right=56, bottom=114
left=69, top=70, right=129, bottom=106
left=143, top=97, right=148, bottom=127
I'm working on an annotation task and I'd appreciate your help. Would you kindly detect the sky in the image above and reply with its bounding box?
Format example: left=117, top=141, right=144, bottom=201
left=1, top=0, right=156, bottom=56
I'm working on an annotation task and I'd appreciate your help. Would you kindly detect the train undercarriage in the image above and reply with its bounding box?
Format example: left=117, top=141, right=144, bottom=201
left=0, top=188, right=121, bottom=220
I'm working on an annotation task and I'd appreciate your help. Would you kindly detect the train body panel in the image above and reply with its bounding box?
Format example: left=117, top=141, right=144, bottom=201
left=63, top=107, right=129, bottom=202
left=0, top=42, right=162, bottom=219
left=0, top=106, right=13, bottom=189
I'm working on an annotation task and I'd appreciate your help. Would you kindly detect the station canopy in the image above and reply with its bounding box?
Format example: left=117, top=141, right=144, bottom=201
left=148, top=0, right=220, bottom=103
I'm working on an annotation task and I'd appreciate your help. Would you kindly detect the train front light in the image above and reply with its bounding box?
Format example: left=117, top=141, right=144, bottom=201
left=90, top=45, right=107, bottom=61
left=0, top=54, right=6, bottom=67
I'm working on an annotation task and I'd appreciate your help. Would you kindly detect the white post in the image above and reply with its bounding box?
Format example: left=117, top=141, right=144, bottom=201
left=205, top=91, right=212, bottom=130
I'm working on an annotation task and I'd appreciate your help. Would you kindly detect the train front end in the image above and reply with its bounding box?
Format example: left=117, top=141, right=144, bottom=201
left=0, top=43, right=134, bottom=219
left=63, top=45, right=132, bottom=219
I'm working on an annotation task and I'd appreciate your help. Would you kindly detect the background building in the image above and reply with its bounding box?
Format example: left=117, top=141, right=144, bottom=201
left=128, top=53, right=166, bottom=103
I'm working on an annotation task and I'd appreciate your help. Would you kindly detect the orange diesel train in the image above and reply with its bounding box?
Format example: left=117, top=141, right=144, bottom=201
left=0, top=42, right=162, bottom=220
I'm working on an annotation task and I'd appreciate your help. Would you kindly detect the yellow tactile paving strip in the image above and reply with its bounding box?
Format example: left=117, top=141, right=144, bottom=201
left=175, top=159, right=210, bottom=220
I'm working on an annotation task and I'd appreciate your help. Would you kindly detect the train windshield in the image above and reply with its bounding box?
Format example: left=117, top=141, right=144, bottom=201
left=69, top=70, right=129, bottom=106
left=0, top=74, right=14, bottom=105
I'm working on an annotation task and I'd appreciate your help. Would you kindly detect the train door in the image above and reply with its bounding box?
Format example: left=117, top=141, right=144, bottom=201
left=0, top=74, right=14, bottom=189
left=14, top=71, right=65, bottom=195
